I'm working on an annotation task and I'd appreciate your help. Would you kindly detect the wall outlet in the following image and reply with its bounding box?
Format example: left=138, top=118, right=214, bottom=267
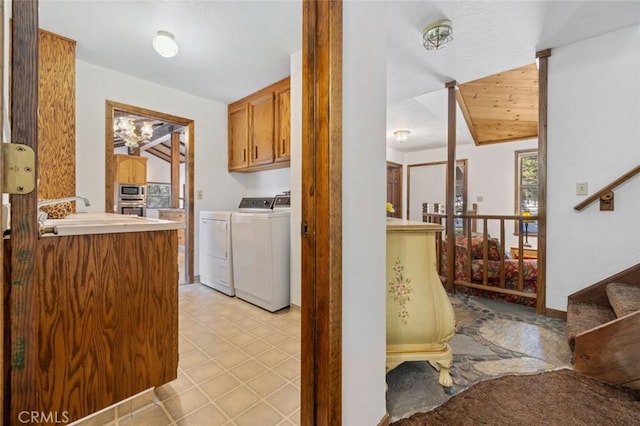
left=476, top=196, right=484, bottom=202
left=196, top=190, right=203, bottom=200
left=576, top=182, right=588, bottom=196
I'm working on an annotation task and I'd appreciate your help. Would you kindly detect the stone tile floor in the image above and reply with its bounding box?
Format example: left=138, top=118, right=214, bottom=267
left=386, top=294, right=573, bottom=422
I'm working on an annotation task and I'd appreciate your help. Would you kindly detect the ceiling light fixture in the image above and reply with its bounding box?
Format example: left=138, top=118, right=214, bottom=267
left=422, top=19, right=453, bottom=51
left=152, top=30, right=179, bottom=58
left=393, top=130, right=411, bottom=143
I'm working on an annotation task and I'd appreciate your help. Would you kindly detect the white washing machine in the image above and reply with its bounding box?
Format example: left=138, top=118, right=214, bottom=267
left=199, top=210, right=235, bottom=296
left=231, top=195, right=291, bottom=312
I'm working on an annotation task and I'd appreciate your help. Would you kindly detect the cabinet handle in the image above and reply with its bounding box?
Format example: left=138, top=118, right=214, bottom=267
left=254, top=146, right=258, bottom=159
left=243, top=149, right=246, bottom=162
left=281, top=139, right=286, bottom=155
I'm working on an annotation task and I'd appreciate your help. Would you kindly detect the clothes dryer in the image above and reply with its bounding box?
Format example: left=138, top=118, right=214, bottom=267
left=199, top=210, right=234, bottom=296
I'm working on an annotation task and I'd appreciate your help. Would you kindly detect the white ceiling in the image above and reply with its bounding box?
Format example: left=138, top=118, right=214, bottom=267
left=38, top=1, right=640, bottom=152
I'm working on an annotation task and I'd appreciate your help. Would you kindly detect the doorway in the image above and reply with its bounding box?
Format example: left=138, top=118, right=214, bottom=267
left=105, top=100, right=195, bottom=284
left=386, top=161, right=402, bottom=218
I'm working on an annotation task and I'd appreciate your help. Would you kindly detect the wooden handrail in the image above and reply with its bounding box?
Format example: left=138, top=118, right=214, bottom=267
left=574, top=165, right=640, bottom=211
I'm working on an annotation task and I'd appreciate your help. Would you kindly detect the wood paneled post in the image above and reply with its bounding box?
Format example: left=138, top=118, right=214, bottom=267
left=445, top=81, right=457, bottom=292
left=536, top=49, right=551, bottom=315
left=170, top=132, right=180, bottom=208
left=8, top=0, right=39, bottom=423
left=301, top=0, right=343, bottom=424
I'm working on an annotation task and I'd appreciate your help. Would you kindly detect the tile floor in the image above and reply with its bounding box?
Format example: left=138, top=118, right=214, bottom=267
left=75, top=283, right=301, bottom=425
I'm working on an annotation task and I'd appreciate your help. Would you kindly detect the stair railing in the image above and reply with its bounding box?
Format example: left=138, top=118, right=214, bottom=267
left=574, top=165, right=640, bottom=211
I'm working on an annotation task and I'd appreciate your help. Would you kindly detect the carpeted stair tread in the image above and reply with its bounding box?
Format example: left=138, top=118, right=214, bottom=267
left=566, top=300, right=616, bottom=349
left=606, top=282, right=640, bottom=318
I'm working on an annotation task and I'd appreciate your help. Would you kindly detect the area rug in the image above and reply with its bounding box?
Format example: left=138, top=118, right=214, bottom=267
left=391, top=369, right=640, bottom=425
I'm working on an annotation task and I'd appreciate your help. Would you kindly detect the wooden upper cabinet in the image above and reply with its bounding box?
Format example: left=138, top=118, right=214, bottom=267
left=228, top=104, right=249, bottom=171
left=275, top=84, right=291, bottom=163
left=227, top=77, right=290, bottom=172
left=115, top=154, right=148, bottom=184
left=249, top=93, right=275, bottom=167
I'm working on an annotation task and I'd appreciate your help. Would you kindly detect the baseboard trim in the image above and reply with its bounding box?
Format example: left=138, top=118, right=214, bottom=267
left=377, top=412, right=390, bottom=426
left=545, top=307, right=567, bottom=320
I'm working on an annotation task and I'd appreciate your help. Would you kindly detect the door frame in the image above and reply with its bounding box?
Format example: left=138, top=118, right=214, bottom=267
left=386, top=161, right=403, bottom=218
left=104, top=100, right=195, bottom=284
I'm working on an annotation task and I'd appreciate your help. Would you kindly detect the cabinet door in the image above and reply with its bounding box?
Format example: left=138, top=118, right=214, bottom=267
left=249, top=93, right=275, bottom=167
left=228, top=104, right=249, bottom=171
left=275, top=86, right=290, bottom=163
left=130, top=157, right=147, bottom=184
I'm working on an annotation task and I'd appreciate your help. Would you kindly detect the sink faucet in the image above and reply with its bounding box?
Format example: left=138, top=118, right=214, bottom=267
left=38, top=196, right=91, bottom=209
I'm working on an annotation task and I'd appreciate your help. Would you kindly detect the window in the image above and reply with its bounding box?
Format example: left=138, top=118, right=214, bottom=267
left=515, top=150, right=538, bottom=234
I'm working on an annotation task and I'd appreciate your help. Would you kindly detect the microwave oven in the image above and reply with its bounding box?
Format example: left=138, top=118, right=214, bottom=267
left=119, top=184, right=146, bottom=198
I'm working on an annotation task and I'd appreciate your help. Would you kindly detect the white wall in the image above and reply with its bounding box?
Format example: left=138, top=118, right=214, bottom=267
left=402, top=139, right=538, bottom=249
left=546, top=25, right=640, bottom=311
left=290, top=50, right=302, bottom=307
left=243, top=168, right=291, bottom=196
left=343, top=2, right=387, bottom=424
left=75, top=60, right=246, bottom=276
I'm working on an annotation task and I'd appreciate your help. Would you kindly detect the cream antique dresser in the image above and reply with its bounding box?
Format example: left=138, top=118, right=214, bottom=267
left=386, top=218, right=456, bottom=387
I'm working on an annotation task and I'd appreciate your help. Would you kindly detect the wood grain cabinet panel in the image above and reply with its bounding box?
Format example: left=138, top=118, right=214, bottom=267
left=5, top=230, right=180, bottom=423
left=275, top=85, right=291, bottom=163
left=249, top=92, right=275, bottom=167
left=38, top=30, right=76, bottom=203
left=227, top=77, right=290, bottom=172
left=228, top=104, right=249, bottom=171
left=114, top=154, right=148, bottom=184
left=159, top=209, right=185, bottom=245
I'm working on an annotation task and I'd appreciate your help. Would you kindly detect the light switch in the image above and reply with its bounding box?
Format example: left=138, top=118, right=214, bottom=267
left=576, top=182, right=588, bottom=196
left=196, top=190, right=203, bottom=200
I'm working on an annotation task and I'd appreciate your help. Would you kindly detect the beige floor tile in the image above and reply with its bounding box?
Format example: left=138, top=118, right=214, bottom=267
left=230, top=359, right=270, bottom=382
left=188, top=331, right=224, bottom=348
left=214, top=386, right=260, bottom=419
left=246, top=371, right=287, bottom=397
left=184, top=360, right=225, bottom=384
left=233, top=402, right=283, bottom=426
left=176, top=403, right=228, bottom=426
left=291, top=376, right=301, bottom=388
left=233, top=316, right=262, bottom=330
left=163, top=387, right=209, bottom=421
left=267, top=384, right=299, bottom=416
left=226, top=331, right=257, bottom=347
left=199, top=372, right=241, bottom=400
left=118, top=403, right=171, bottom=426
left=178, top=349, right=211, bottom=370
left=74, top=406, right=115, bottom=426
left=272, top=357, right=300, bottom=381
left=214, top=323, right=245, bottom=339
left=262, top=331, right=291, bottom=346
left=240, top=339, right=272, bottom=357
left=249, top=324, right=277, bottom=338
left=179, top=339, right=198, bottom=355
left=281, top=323, right=300, bottom=337
left=154, top=373, right=195, bottom=402
left=200, top=341, right=234, bottom=358
left=214, top=348, right=251, bottom=369
left=255, top=348, right=289, bottom=368
left=278, top=338, right=301, bottom=356
left=288, top=409, right=300, bottom=425
left=180, top=325, right=213, bottom=341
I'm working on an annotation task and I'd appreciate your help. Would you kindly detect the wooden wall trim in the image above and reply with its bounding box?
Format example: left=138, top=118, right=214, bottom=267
left=536, top=48, right=551, bottom=315
left=8, top=1, right=39, bottom=423
left=170, top=132, right=180, bottom=209
left=1, top=2, right=4, bottom=421
left=301, top=1, right=343, bottom=424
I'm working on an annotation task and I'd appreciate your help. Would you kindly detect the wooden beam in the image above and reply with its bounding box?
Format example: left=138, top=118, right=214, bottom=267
left=8, top=0, right=40, bottom=423
left=170, top=132, right=180, bottom=208
left=536, top=48, right=551, bottom=315
left=301, top=1, right=342, bottom=424
left=445, top=80, right=457, bottom=292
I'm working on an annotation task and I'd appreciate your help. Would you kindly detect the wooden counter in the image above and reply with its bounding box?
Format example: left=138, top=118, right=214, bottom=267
left=386, top=218, right=456, bottom=387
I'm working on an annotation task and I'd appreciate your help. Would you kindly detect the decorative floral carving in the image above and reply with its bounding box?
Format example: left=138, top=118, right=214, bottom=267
left=389, top=258, right=413, bottom=325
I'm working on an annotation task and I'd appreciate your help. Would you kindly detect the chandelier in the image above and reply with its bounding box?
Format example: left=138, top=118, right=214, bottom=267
left=114, top=117, right=154, bottom=148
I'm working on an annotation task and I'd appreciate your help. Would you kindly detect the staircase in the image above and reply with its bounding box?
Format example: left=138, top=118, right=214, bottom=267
left=566, top=264, right=640, bottom=390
